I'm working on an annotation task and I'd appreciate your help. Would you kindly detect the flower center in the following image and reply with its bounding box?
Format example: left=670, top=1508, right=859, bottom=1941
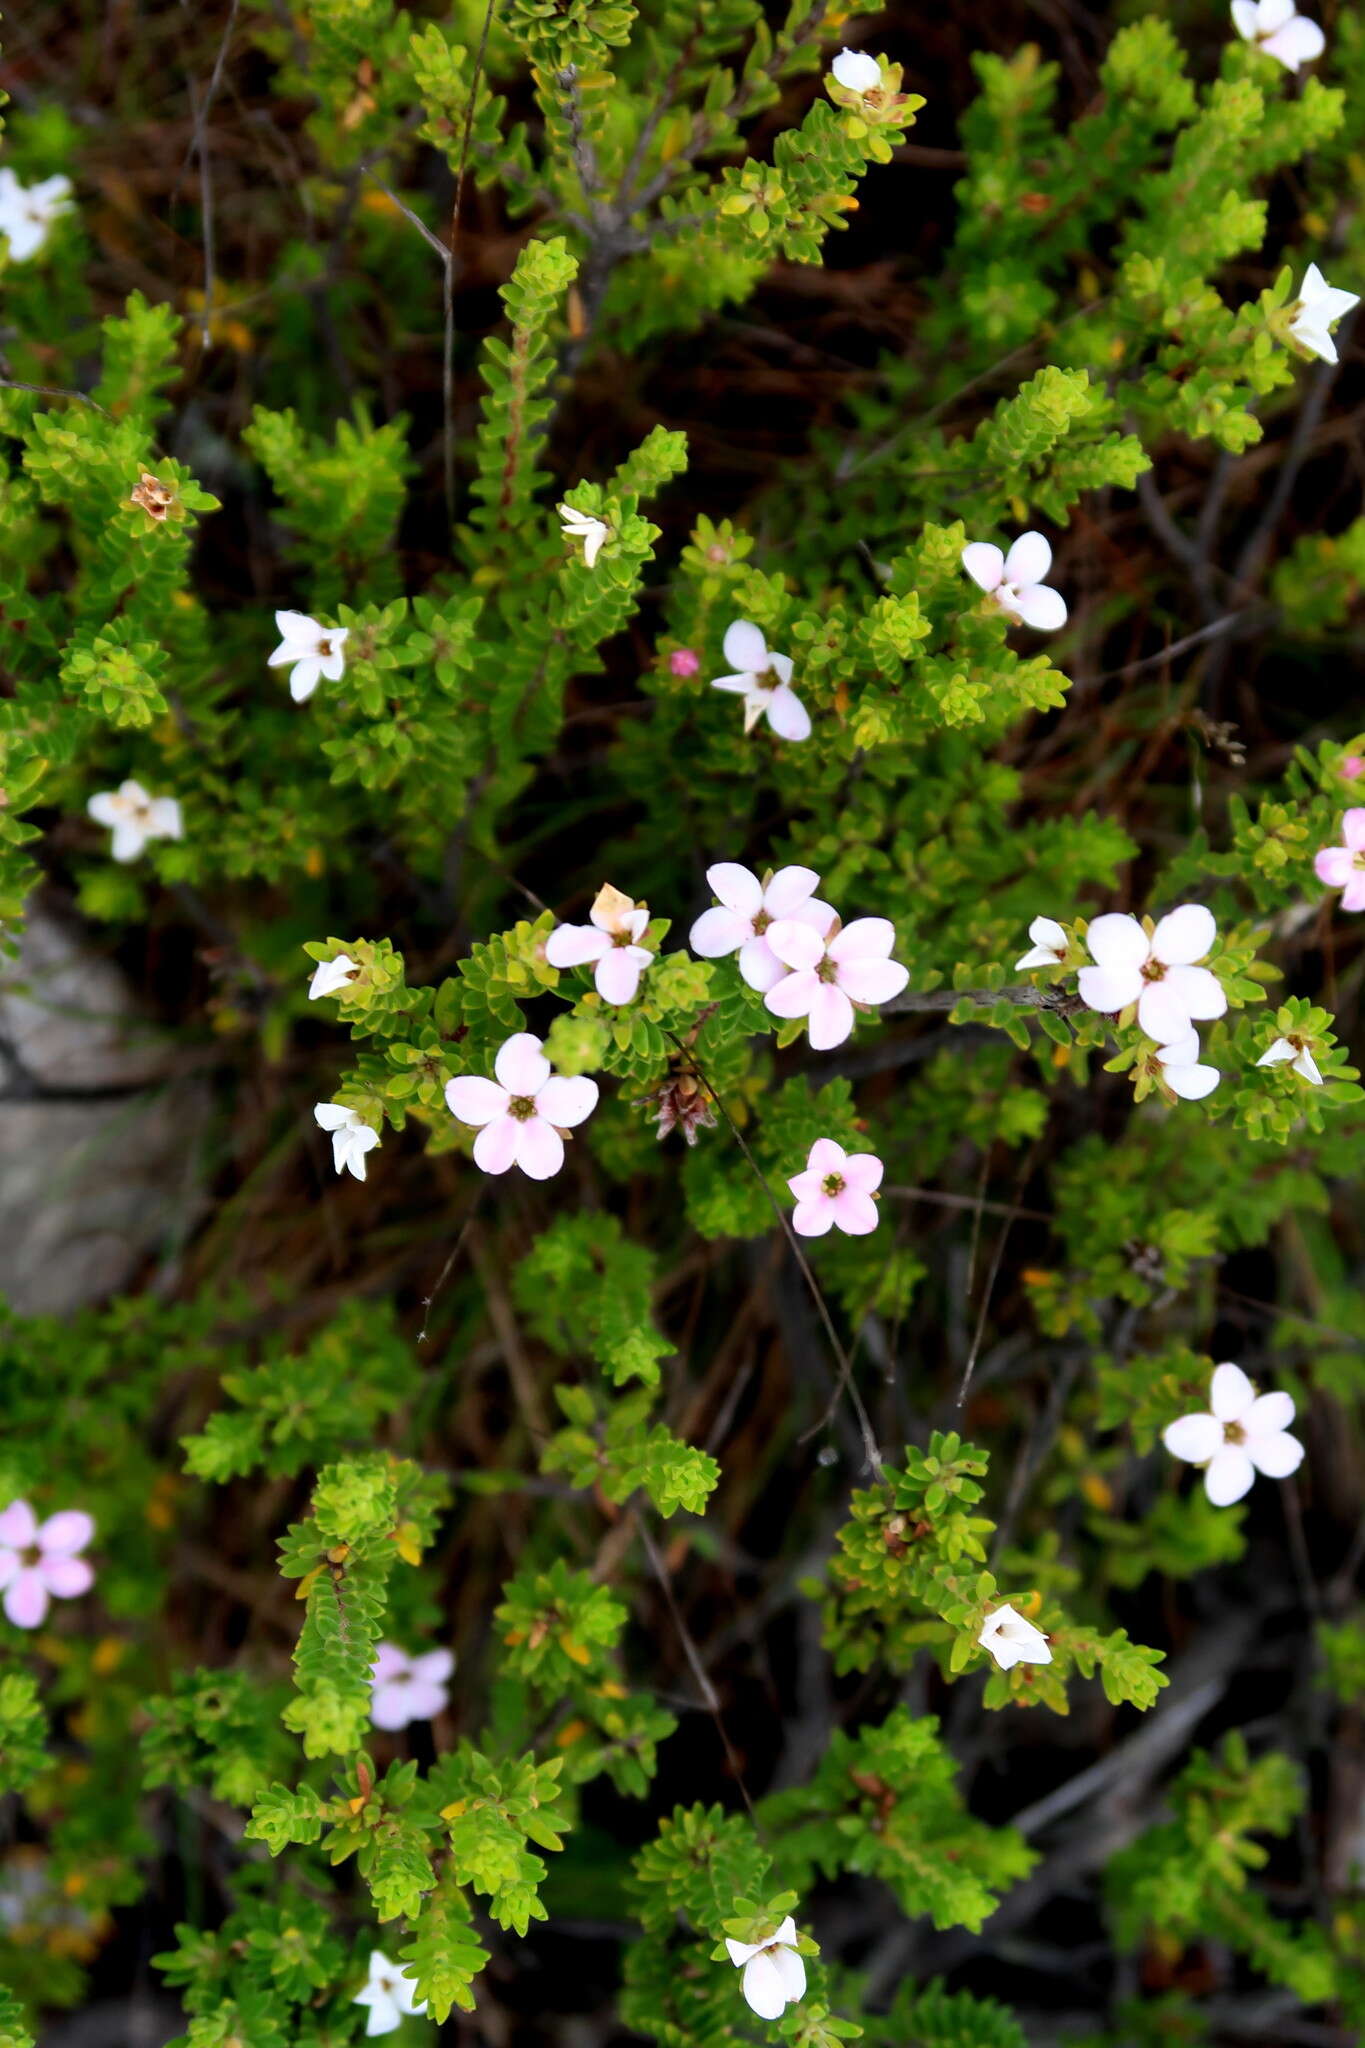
left=508, top=1095, right=537, bottom=1121
left=611, top=930, right=633, bottom=948
left=821, top=1173, right=846, bottom=1197
left=20, top=1545, right=40, bottom=1568
left=1224, top=1421, right=1245, bottom=1446
left=815, top=956, right=838, bottom=982
left=1354, top=850, right=1365, bottom=870
left=753, top=910, right=772, bottom=936
left=317, top=637, right=333, bottom=657
left=1140, top=959, right=1165, bottom=983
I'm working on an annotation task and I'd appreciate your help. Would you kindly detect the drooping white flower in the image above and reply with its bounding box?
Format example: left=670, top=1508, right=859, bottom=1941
left=370, top=1644, right=454, bottom=1731
left=961, top=532, right=1067, bottom=632
left=1256, top=1036, right=1323, bottom=1085
left=978, top=1604, right=1052, bottom=1672
left=268, top=611, right=348, bottom=704
left=710, top=621, right=811, bottom=742
left=557, top=502, right=609, bottom=569
left=689, top=863, right=834, bottom=993
left=308, top=954, right=361, bottom=1001
left=1155, top=1028, right=1220, bottom=1102
left=0, top=170, right=73, bottom=261
left=445, top=1032, right=598, bottom=1180
left=763, top=916, right=909, bottom=1050
left=314, top=1102, right=380, bottom=1180
left=725, top=1917, right=807, bottom=2022
left=1231, top=0, right=1324, bottom=71
left=1077, top=904, right=1226, bottom=1045
left=0, top=1502, right=95, bottom=1630
left=788, top=1138, right=883, bottom=1237
left=545, top=883, right=654, bottom=1006
left=1288, top=264, right=1359, bottom=366
left=1163, top=1362, right=1304, bottom=1506
left=831, top=48, right=882, bottom=93
left=87, top=781, right=183, bottom=862
left=353, top=1950, right=428, bottom=2038
left=1015, top=915, right=1068, bottom=972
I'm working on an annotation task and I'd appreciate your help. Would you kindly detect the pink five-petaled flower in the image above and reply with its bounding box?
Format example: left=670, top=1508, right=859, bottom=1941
left=763, top=917, right=908, bottom=1050
left=0, top=1502, right=95, bottom=1629
left=668, top=647, right=700, bottom=677
left=787, top=1138, right=883, bottom=1238
left=545, top=882, right=654, bottom=1005
left=689, top=863, right=833, bottom=993
left=370, top=1643, right=455, bottom=1731
left=1314, top=807, right=1365, bottom=912
left=710, top=621, right=811, bottom=742
left=1162, top=1363, right=1304, bottom=1506
left=445, top=1033, right=598, bottom=1181
left=1232, top=0, right=1324, bottom=69
left=961, top=532, right=1067, bottom=632
left=1077, top=904, right=1226, bottom=1045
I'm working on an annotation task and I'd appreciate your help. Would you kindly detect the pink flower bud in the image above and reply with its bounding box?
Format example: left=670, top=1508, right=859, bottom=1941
left=668, top=647, right=700, bottom=677
left=1340, top=755, right=1364, bottom=781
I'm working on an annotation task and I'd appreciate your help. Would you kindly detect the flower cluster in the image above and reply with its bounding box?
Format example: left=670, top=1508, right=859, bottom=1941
left=0, top=1501, right=95, bottom=1629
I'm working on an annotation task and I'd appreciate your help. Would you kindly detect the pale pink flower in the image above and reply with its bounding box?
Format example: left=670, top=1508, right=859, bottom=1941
left=545, top=883, right=654, bottom=1005
left=787, top=1138, right=883, bottom=1237
left=1314, top=808, right=1365, bottom=911
left=1015, top=915, right=1068, bottom=972
left=668, top=648, right=700, bottom=677
left=1162, top=1363, right=1303, bottom=1506
left=1339, top=756, right=1364, bottom=781
left=710, top=621, right=811, bottom=742
left=445, top=1032, right=598, bottom=1180
left=1155, top=1029, right=1220, bottom=1101
left=0, top=1502, right=95, bottom=1629
left=831, top=48, right=881, bottom=92
left=370, top=1643, right=454, bottom=1731
left=1232, top=0, right=1324, bottom=71
left=725, top=1917, right=806, bottom=2021
left=763, top=917, right=908, bottom=1049
left=87, top=781, right=183, bottom=862
left=961, top=532, right=1067, bottom=631
left=1077, top=904, right=1226, bottom=1045
left=689, top=863, right=834, bottom=993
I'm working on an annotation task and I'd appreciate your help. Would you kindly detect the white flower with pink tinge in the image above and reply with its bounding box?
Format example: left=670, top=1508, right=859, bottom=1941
left=1163, top=1363, right=1303, bottom=1506
left=370, top=1643, right=454, bottom=1731
left=1077, top=904, right=1226, bottom=1045
left=0, top=1501, right=95, bottom=1629
left=689, top=863, right=834, bottom=993
left=445, top=1032, right=598, bottom=1180
left=545, top=883, right=654, bottom=1006
left=710, top=621, right=811, bottom=742
left=725, top=1916, right=807, bottom=2021
left=1232, top=0, right=1324, bottom=72
left=788, top=1138, right=883, bottom=1237
left=1314, top=808, right=1365, bottom=912
left=961, top=532, right=1067, bottom=632
left=763, top=917, right=908, bottom=1049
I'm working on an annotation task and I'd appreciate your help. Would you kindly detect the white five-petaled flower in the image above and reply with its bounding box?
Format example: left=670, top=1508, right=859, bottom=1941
left=314, top=1102, right=380, bottom=1180
left=268, top=610, right=349, bottom=703
left=1155, top=1028, right=1220, bottom=1102
left=689, top=862, right=834, bottom=993
left=1077, top=904, right=1226, bottom=1045
left=1231, top=0, right=1324, bottom=70
left=445, top=1032, right=598, bottom=1180
left=725, top=1917, right=807, bottom=2022
left=830, top=48, right=882, bottom=92
left=87, top=780, right=183, bottom=862
left=557, top=502, right=609, bottom=569
left=1163, top=1362, right=1304, bottom=1506
left=1314, top=807, right=1365, bottom=910
left=788, top=1138, right=883, bottom=1238
left=710, top=621, right=811, bottom=742
left=545, top=882, right=654, bottom=1005
left=1015, top=915, right=1068, bottom=972
left=961, top=532, right=1067, bottom=632
left=353, top=1950, right=428, bottom=2038
left=1288, top=264, right=1359, bottom=366
left=978, top=1604, right=1052, bottom=1672
left=0, top=1501, right=95, bottom=1630
left=308, top=953, right=361, bottom=1001
left=763, top=916, right=908, bottom=1050
left=1257, top=1036, right=1323, bottom=1085
left=0, top=170, right=73, bottom=261
left=370, top=1643, right=455, bottom=1731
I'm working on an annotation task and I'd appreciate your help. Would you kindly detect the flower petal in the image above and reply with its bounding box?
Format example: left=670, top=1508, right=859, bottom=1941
left=763, top=968, right=820, bottom=1020
left=1211, top=1362, right=1256, bottom=1422
left=792, top=1199, right=834, bottom=1237
left=3, top=1571, right=48, bottom=1629
left=837, top=957, right=909, bottom=1007
left=546, top=924, right=611, bottom=969
left=829, top=917, right=896, bottom=963
left=764, top=687, right=811, bottom=742
left=763, top=865, right=821, bottom=917
left=961, top=542, right=1004, bottom=592
left=1263, top=15, right=1324, bottom=66
left=706, top=862, right=764, bottom=917
left=1245, top=1390, right=1295, bottom=1438
left=594, top=948, right=645, bottom=1005
left=830, top=1188, right=879, bottom=1235
left=1086, top=912, right=1149, bottom=973
left=1163, top=1059, right=1220, bottom=1100
left=1137, top=978, right=1197, bottom=1045
left=1343, top=808, right=1365, bottom=851
left=772, top=1947, right=806, bottom=2005
left=514, top=1117, right=565, bottom=1180
left=445, top=1076, right=508, bottom=1127
left=805, top=1139, right=848, bottom=1177
left=725, top=1939, right=761, bottom=1968
left=1163, top=1413, right=1223, bottom=1464
left=494, top=1034, right=551, bottom=1096
left=741, top=1955, right=788, bottom=2022
left=737, top=935, right=789, bottom=992
left=766, top=919, right=826, bottom=971
left=413, top=1648, right=456, bottom=1685
left=1247, top=1429, right=1304, bottom=1479
left=39, top=1511, right=94, bottom=1557
left=1230, top=0, right=1260, bottom=37
left=40, top=1556, right=93, bottom=1599
left=1077, top=963, right=1142, bottom=1014
left=690, top=906, right=751, bottom=958
left=0, top=1501, right=37, bottom=1549
left=1004, top=531, right=1052, bottom=586
left=1163, top=964, right=1227, bottom=1022
left=723, top=620, right=768, bottom=673
left=1011, top=583, right=1067, bottom=632
left=1205, top=1447, right=1255, bottom=1506
left=1256, top=1038, right=1295, bottom=1067
left=1151, top=904, right=1216, bottom=967
left=842, top=1152, right=884, bottom=1193
left=807, top=983, right=855, bottom=1050
left=473, top=1116, right=521, bottom=1174
left=535, top=1075, right=599, bottom=1128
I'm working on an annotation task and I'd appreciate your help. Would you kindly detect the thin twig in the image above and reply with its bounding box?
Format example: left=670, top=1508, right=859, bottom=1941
left=637, top=1519, right=759, bottom=1825
left=416, top=1182, right=488, bottom=1345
